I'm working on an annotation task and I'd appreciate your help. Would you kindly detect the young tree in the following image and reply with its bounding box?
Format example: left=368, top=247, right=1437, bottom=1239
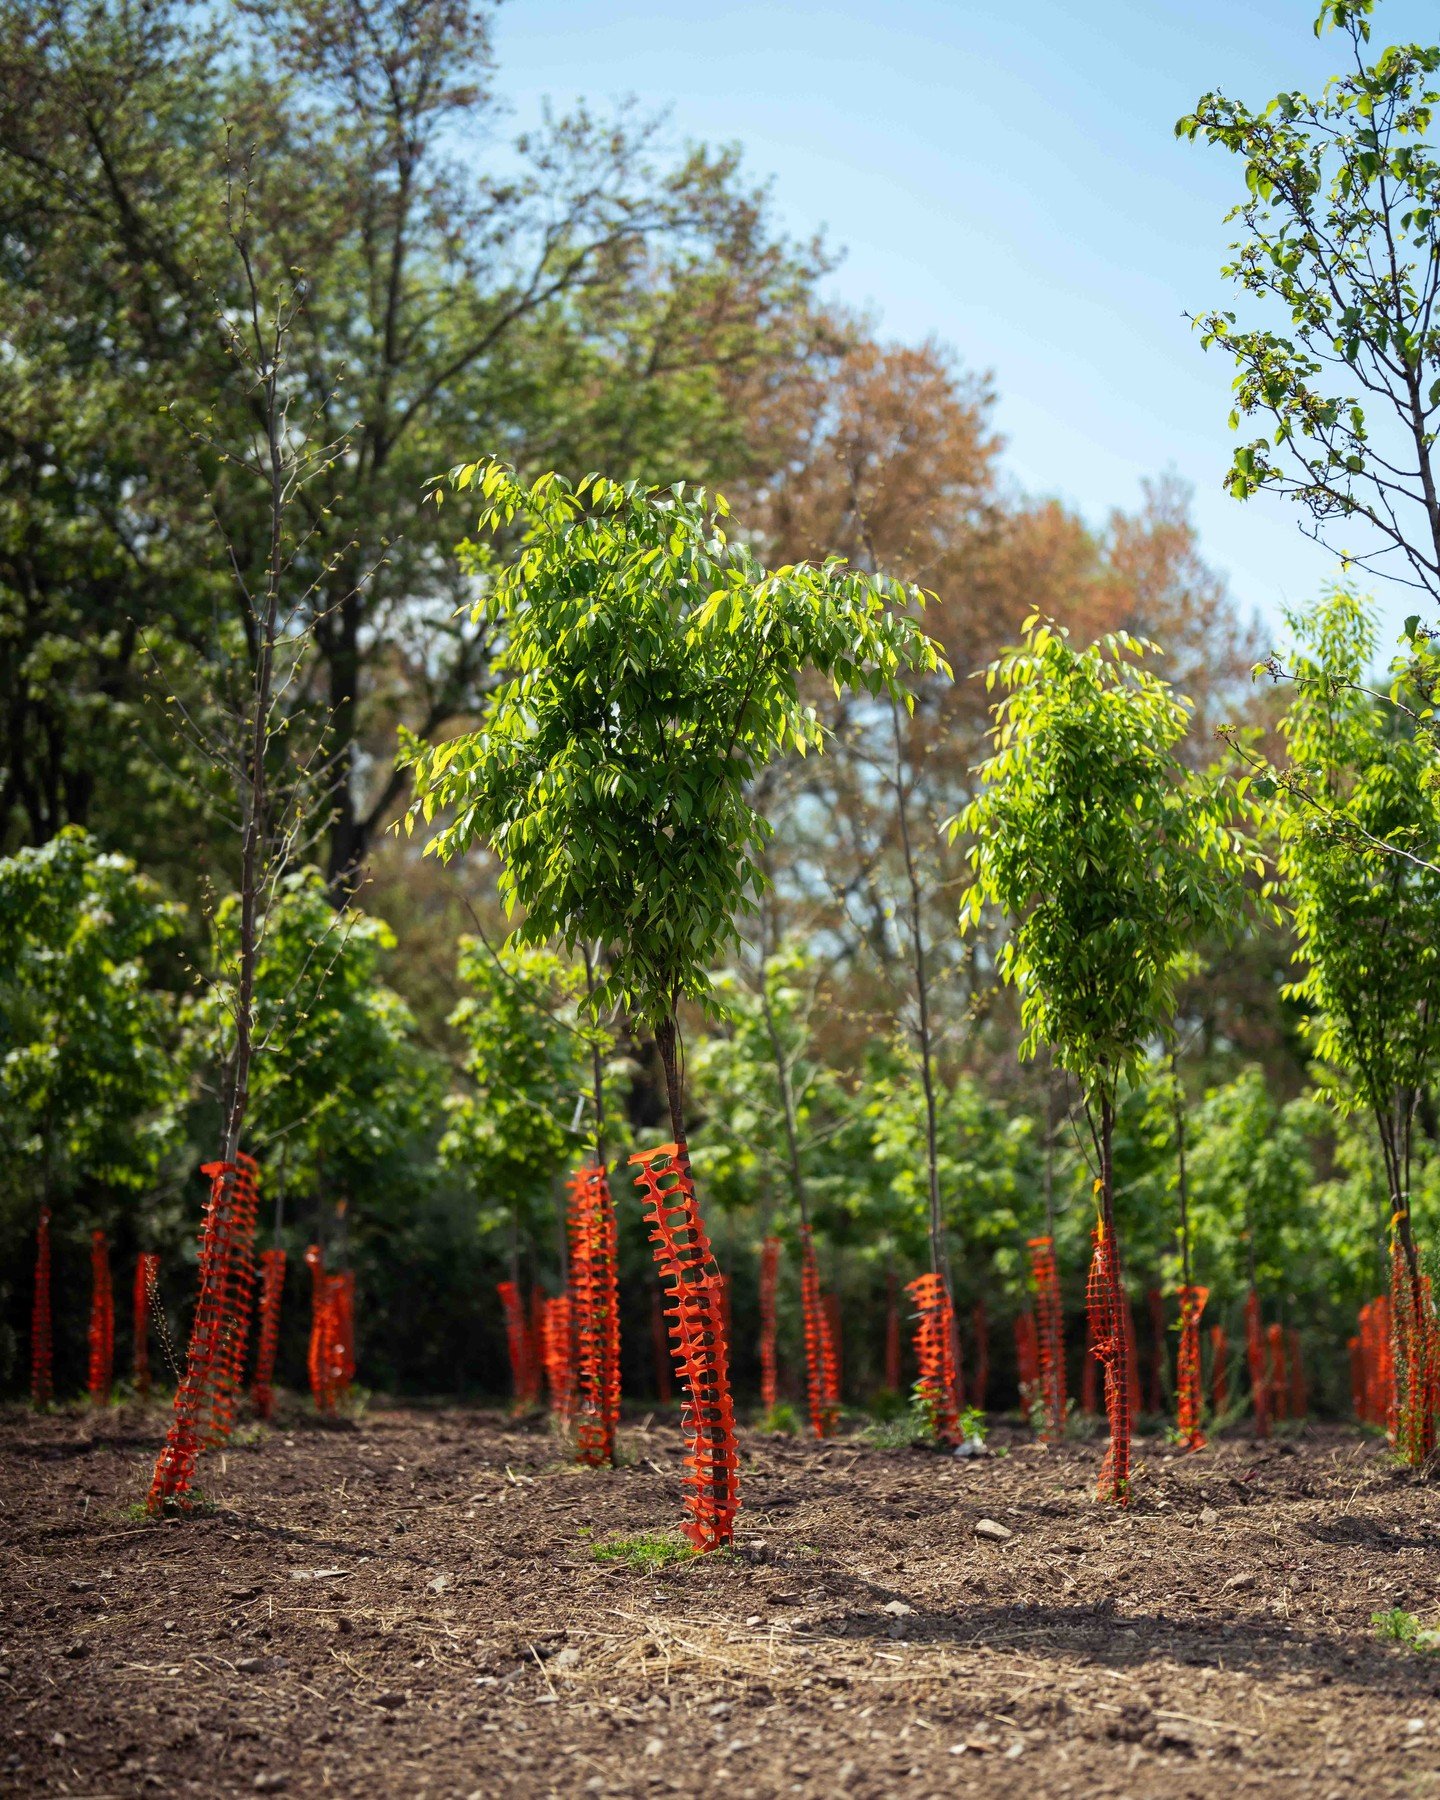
left=402, top=461, right=943, bottom=1154
left=957, top=618, right=1258, bottom=1497
left=1180, top=0, right=1440, bottom=610
left=1270, top=589, right=1440, bottom=1450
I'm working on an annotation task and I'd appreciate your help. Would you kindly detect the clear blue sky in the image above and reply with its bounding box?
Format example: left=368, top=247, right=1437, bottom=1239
left=492, top=0, right=1436, bottom=649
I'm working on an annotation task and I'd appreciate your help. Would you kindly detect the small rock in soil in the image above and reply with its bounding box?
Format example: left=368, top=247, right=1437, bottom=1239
left=974, top=1518, right=1013, bottom=1542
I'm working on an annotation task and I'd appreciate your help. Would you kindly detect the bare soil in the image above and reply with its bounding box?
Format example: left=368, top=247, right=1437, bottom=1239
left=3, top=1400, right=1440, bottom=1798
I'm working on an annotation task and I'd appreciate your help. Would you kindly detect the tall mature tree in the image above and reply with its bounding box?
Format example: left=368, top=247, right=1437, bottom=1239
left=0, top=0, right=829, bottom=885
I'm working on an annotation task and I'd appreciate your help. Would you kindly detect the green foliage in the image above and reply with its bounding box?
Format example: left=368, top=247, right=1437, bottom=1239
left=0, top=827, right=185, bottom=1205
left=760, top=1401, right=801, bottom=1436
left=402, top=461, right=944, bottom=1027
left=440, top=937, right=605, bottom=1241
left=1373, top=1607, right=1440, bottom=1651
left=957, top=617, right=1260, bottom=1111
left=186, top=870, right=438, bottom=1209
left=1179, top=3, right=1440, bottom=609
left=1274, top=591, right=1440, bottom=1208
left=590, top=1530, right=696, bottom=1573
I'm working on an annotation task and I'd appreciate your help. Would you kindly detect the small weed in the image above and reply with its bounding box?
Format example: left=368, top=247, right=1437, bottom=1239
left=864, top=1389, right=935, bottom=1448
left=591, top=1530, right=695, bottom=1573
left=231, top=1424, right=267, bottom=1449
left=760, top=1402, right=800, bottom=1436
left=957, top=1405, right=988, bottom=1446
left=1373, top=1608, right=1440, bottom=1652
left=869, top=1387, right=908, bottom=1423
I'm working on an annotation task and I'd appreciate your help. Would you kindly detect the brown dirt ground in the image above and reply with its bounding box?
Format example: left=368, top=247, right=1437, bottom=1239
left=4, top=1401, right=1440, bottom=1799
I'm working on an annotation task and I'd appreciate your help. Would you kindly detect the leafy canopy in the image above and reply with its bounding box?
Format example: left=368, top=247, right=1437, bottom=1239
left=402, top=461, right=945, bottom=1023
left=0, top=826, right=184, bottom=1203
left=956, top=618, right=1260, bottom=1106
left=1179, top=0, right=1440, bottom=605
left=1273, top=590, right=1440, bottom=1157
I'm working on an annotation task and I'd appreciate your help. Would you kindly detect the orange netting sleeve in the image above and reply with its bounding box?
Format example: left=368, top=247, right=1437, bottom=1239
left=631, top=1144, right=740, bottom=1550
left=148, top=1154, right=261, bottom=1510
left=1390, top=1237, right=1440, bottom=1465
left=569, top=1163, right=622, bottom=1466
left=1245, top=1288, right=1270, bottom=1439
left=88, top=1230, right=114, bottom=1405
left=906, top=1272, right=960, bottom=1446
left=1085, top=1222, right=1133, bottom=1506
left=31, top=1208, right=52, bottom=1409
left=542, top=1292, right=576, bottom=1423
left=133, top=1252, right=160, bottom=1400
left=1266, top=1321, right=1288, bottom=1424
left=759, top=1235, right=781, bottom=1412
left=250, top=1248, right=286, bottom=1420
left=305, top=1244, right=343, bottom=1413
left=799, top=1224, right=840, bottom=1438
left=970, top=1299, right=989, bottom=1412
left=1209, top=1323, right=1228, bottom=1418
left=1028, top=1236, right=1066, bottom=1440
left=1175, top=1284, right=1208, bottom=1453
left=1355, top=1293, right=1395, bottom=1430
left=496, top=1279, right=535, bottom=1407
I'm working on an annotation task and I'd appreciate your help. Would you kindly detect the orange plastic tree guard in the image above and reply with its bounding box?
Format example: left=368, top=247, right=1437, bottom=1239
left=1390, top=1239, right=1440, bottom=1464
left=306, top=1244, right=328, bottom=1407
left=31, top=1208, right=53, bottom=1408
left=970, top=1300, right=989, bottom=1410
left=758, top=1235, right=781, bottom=1412
left=133, top=1252, right=160, bottom=1399
left=1356, top=1294, right=1395, bottom=1429
left=1209, top=1324, right=1228, bottom=1417
left=1286, top=1326, right=1306, bottom=1418
left=87, top=1230, right=114, bottom=1404
left=333, top=1271, right=356, bottom=1396
left=542, top=1292, right=576, bottom=1422
left=148, top=1154, right=261, bottom=1510
left=1145, top=1287, right=1166, bottom=1416
left=497, top=1279, right=537, bottom=1407
left=799, top=1224, right=840, bottom=1438
left=1014, top=1310, right=1040, bottom=1414
left=824, top=1290, right=843, bottom=1405
left=1175, top=1284, right=1208, bottom=1452
left=1266, top=1321, right=1288, bottom=1423
left=1028, top=1236, right=1066, bottom=1440
left=650, top=1285, right=673, bottom=1400
left=631, top=1143, right=740, bottom=1550
left=1245, top=1288, right=1270, bottom=1438
left=1085, top=1222, right=1133, bottom=1505
left=251, top=1249, right=287, bottom=1419
left=569, top=1164, right=622, bottom=1465
left=906, top=1272, right=960, bottom=1445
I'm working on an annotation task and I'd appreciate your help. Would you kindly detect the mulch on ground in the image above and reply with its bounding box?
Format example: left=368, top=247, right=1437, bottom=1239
left=3, top=1400, right=1440, bottom=1798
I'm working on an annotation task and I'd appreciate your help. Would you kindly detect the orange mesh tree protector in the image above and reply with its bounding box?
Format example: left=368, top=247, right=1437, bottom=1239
left=759, top=1236, right=781, bottom=1412
left=1390, top=1239, right=1439, bottom=1464
left=542, top=1292, right=576, bottom=1422
left=1085, top=1223, right=1133, bottom=1505
left=30, top=1209, right=52, bottom=1408
left=569, top=1164, right=622, bottom=1465
left=88, top=1230, right=114, bottom=1405
left=333, top=1271, right=356, bottom=1397
left=304, top=1244, right=342, bottom=1412
left=1175, top=1284, right=1208, bottom=1452
left=906, top=1272, right=960, bottom=1445
left=497, top=1279, right=538, bottom=1407
left=631, top=1144, right=740, bottom=1550
left=1210, top=1324, right=1228, bottom=1417
left=971, top=1300, right=989, bottom=1411
left=799, top=1224, right=840, bottom=1438
left=823, top=1290, right=843, bottom=1407
left=650, top=1286, right=673, bottom=1401
left=132, top=1252, right=160, bottom=1399
left=1266, top=1322, right=1289, bottom=1423
left=1145, top=1287, right=1166, bottom=1416
left=1245, top=1288, right=1270, bottom=1438
left=1356, top=1294, right=1395, bottom=1429
left=250, top=1249, right=286, bottom=1419
left=148, top=1154, right=261, bottom=1510
left=1286, top=1326, right=1306, bottom=1419
left=1028, top=1236, right=1066, bottom=1440
left=1014, top=1309, right=1040, bottom=1416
